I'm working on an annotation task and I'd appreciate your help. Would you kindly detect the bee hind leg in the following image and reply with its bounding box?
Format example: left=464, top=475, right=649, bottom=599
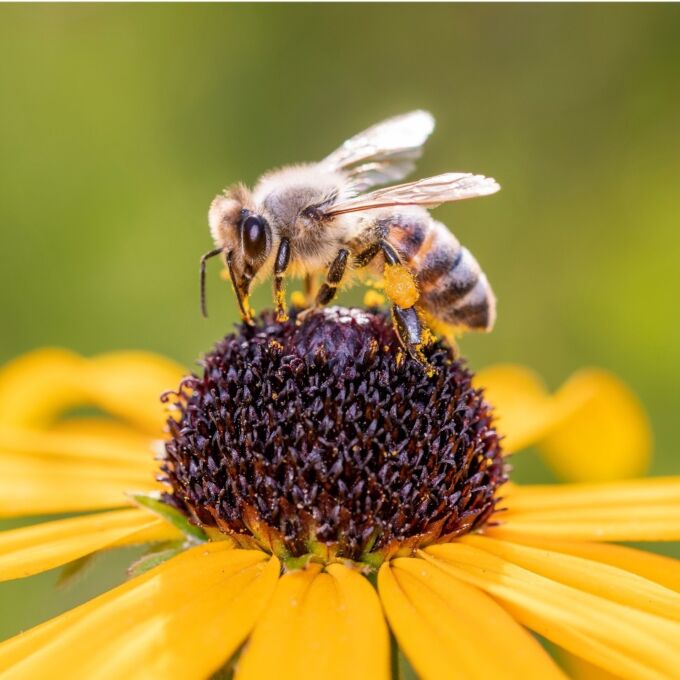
left=391, top=304, right=435, bottom=375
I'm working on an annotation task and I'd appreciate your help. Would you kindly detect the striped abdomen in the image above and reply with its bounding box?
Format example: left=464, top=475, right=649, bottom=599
left=388, top=212, right=496, bottom=331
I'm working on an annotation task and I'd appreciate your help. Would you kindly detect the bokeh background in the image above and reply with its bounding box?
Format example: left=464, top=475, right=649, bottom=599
left=1, top=3, right=679, bottom=642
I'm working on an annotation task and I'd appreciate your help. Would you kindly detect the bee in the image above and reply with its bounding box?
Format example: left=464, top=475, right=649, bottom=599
left=202, top=110, right=499, bottom=365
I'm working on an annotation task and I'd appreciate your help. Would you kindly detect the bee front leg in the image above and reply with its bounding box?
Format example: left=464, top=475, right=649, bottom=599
left=273, top=238, right=291, bottom=321
left=199, top=247, right=224, bottom=318
left=226, top=251, right=254, bottom=325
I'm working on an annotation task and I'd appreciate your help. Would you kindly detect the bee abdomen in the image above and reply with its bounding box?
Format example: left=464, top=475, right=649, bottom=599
left=382, top=212, right=428, bottom=262
left=414, top=223, right=495, bottom=331
left=444, top=274, right=496, bottom=330
left=418, top=246, right=478, bottom=297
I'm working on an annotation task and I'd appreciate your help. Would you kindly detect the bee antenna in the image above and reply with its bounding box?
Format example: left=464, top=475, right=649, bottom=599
left=199, top=247, right=224, bottom=318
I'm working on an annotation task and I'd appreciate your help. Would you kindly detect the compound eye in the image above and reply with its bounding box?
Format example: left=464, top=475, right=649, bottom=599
left=241, top=215, right=268, bottom=262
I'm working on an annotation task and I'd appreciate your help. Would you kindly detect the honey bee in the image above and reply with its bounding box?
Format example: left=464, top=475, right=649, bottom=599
left=202, top=110, right=499, bottom=365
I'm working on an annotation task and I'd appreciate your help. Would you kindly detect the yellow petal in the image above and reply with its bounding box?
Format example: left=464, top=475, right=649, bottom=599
left=0, top=348, right=186, bottom=436
left=460, top=535, right=680, bottom=621
left=84, top=352, right=187, bottom=436
left=379, top=557, right=566, bottom=680
left=0, top=508, right=181, bottom=581
left=0, top=544, right=279, bottom=680
left=110, top=517, right=186, bottom=547
left=0, top=455, right=158, bottom=517
left=494, top=511, right=680, bottom=542
left=496, top=478, right=680, bottom=541
left=0, top=425, right=155, bottom=466
left=0, top=418, right=159, bottom=517
left=476, top=365, right=651, bottom=481
left=562, top=651, right=628, bottom=680
left=424, top=542, right=680, bottom=680
left=503, top=477, right=680, bottom=511
left=475, top=364, right=556, bottom=452
left=486, top=532, right=680, bottom=593
left=237, top=563, right=390, bottom=680
left=0, top=349, right=86, bottom=430
left=541, top=369, right=651, bottom=482
left=49, top=416, right=157, bottom=449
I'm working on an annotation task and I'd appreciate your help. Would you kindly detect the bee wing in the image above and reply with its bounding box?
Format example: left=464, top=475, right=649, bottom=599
left=320, top=110, right=435, bottom=192
left=325, top=173, right=500, bottom=216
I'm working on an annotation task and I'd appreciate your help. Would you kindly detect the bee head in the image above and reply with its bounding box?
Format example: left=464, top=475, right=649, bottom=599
left=237, top=211, right=272, bottom=267
left=209, top=185, right=272, bottom=271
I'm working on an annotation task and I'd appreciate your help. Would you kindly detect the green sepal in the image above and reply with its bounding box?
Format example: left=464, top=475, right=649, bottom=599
left=282, top=553, right=324, bottom=572
left=361, top=527, right=380, bottom=556
left=127, top=540, right=185, bottom=579
left=360, top=550, right=385, bottom=571
left=129, top=492, right=208, bottom=543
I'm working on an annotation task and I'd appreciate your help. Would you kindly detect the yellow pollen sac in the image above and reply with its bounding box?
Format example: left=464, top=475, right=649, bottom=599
left=384, top=265, right=419, bottom=309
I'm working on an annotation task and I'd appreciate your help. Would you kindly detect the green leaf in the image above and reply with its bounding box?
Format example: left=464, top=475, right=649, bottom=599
left=127, top=541, right=185, bottom=578
left=129, top=492, right=208, bottom=543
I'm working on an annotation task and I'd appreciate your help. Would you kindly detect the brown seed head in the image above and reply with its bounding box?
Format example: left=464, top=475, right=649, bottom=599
left=162, top=307, right=505, bottom=564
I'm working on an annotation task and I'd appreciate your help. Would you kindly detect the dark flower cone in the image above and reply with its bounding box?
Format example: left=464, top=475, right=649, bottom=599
left=162, top=307, right=505, bottom=565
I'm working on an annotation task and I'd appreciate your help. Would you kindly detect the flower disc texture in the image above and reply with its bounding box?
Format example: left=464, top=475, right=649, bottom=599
left=163, top=307, right=505, bottom=562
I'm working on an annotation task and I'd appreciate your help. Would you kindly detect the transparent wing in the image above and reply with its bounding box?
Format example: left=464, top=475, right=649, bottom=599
left=320, top=110, right=435, bottom=192
left=325, top=173, right=500, bottom=216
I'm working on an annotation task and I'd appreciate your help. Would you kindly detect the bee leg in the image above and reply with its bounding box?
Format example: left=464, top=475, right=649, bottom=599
left=353, top=242, right=381, bottom=267
left=379, top=241, right=434, bottom=372
left=199, top=247, right=224, bottom=318
left=226, top=251, right=254, bottom=325
left=380, top=241, right=421, bottom=310
left=296, top=249, right=350, bottom=324
left=273, top=238, right=291, bottom=322
left=392, top=304, right=422, bottom=352
left=392, top=304, right=435, bottom=374
left=315, top=248, right=350, bottom=307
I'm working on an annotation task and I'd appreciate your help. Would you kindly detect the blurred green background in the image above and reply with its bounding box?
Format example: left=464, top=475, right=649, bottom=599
left=1, top=4, right=679, bottom=641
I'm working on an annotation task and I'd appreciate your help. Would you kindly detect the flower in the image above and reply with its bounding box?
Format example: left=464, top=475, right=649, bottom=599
left=0, top=307, right=676, bottom=680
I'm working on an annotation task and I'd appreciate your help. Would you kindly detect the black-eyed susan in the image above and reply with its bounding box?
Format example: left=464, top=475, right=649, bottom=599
left=0, top=307, right=676, bottom=680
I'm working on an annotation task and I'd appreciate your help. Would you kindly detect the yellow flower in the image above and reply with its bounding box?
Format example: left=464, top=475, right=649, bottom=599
left=0, top=309, right=675, bottom=680
left=477, top=364, right=652, bottom=482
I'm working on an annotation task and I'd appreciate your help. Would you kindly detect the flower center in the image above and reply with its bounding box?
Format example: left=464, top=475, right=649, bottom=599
left=162, top=307, right=505, bottom=564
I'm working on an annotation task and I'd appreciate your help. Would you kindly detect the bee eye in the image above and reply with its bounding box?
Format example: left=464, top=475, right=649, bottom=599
left=241, top=215, right=269, bottom=262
